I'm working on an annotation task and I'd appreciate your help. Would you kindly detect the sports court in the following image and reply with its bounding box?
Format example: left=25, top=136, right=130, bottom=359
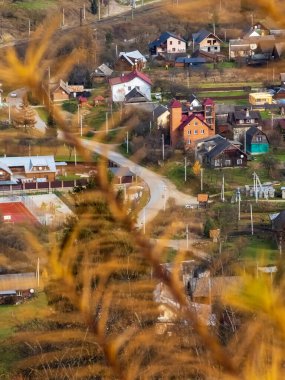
left=0, top=202, right=38, bottom=224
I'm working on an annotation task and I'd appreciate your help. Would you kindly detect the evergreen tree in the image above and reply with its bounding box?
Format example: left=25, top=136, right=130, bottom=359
left=90, top=0, right=98, bottom=15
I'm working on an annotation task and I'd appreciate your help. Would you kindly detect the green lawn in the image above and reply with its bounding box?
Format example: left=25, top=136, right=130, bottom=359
left=36, top=107, right=48, bottom=123
left=12, top=0, right=56, bottom=9
left=0, top=292, right=50, bottom=376
left=197, top=90, right=248, bottom=98
left=238, top=236, right=279, bottom=264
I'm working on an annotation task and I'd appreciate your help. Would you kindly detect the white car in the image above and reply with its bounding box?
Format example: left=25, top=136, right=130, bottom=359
left=185, top=203, right=195, bottom=209
left=10, top=92, right=17, bottom=97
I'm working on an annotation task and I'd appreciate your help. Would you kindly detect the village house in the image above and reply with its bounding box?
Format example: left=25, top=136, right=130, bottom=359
left=169, top=98, right=215, bottom=148
left=91, top=64, right=113, bottom=82
left=109, top=70, right=152, bottom=102
left=244, top=22, right=270, bottom=38
left=192, top=29, right=222, bottom=53
left=229, top=35, right=275, bottom=61
left=245, top=126, right=269, bottom=155
left=195, top=135, right=246, bottom=168
left=148, top=31, right=187, bottom=56
left=51, top=79, right=85, bottom=102
left=115, top=50, right=147, bottom=71
left=153, top=105, right=170, bottom=129
left=249, top=92, right=273, bottom=106
left=228, top=108, right=262, bottom=141
left=0, top=155, right=64, bottom=183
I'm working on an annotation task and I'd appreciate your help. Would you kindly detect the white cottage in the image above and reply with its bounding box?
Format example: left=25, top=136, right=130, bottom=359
left=109, top=70, right=152, bottom=103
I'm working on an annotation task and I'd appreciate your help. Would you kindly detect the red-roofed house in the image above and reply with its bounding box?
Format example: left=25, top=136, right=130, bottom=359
left=109, top=70, right=152, bottom=102
left=170, top=99, right=215, bottom=148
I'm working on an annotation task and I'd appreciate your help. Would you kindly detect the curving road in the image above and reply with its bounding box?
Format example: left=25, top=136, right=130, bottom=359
left=82, top=139, right=198, bottom=226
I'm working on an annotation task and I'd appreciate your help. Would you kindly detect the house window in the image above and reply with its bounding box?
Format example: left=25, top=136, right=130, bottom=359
left=178, top=40, right=181, bottom=45
left=128, top=86, right=131, bottom=91
left=169, top=41, right=173, bottom=45
left=225, top=160, right=231, bottom=166
left=213, top=39, right=217, bottom=44
left=200, top=129, right=205, bottom=134
left=214, top=46, right=218, bottom=50
left=237, top=159, right=243, bottom=165
left=207, top=39, right=211, bottom=44
left=172, top=48, right=176, bottom=52
left=256, top=136, right=262, bottom=142
left=194, top=121, right=198, bottom=126
left=187, top=130, right=191, bottom=135
left=194, top=130, right=198, bottom=135
left=188, top=139, right=191, bottom=145
left=214, top=159, right=220, bottom=167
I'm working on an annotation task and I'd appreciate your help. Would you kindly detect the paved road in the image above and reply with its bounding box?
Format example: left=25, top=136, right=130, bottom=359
left=82, top=140, right=198, bottom=226
left=151, top=239, right=208, bottom=258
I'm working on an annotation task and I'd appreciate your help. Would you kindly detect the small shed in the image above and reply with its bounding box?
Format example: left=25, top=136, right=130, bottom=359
left=197, top=193, right=209, bottom=208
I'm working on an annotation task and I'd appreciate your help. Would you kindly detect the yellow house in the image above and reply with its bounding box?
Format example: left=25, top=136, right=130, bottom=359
left=249, top=92, right=273, bottom=106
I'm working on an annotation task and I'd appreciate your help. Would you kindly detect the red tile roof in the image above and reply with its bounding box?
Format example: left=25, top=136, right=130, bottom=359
left=169, top=99, right=182, bottom=108
left=178, top=113, right=210, bottom=131
left=109, top=70, right=152, bottom=86
left=203, top=98, right=214, bottom=106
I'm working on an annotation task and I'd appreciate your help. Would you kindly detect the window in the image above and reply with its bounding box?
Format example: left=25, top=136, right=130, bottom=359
left=237, top=159, right=243, bottom=165
left=187, top=130, right=191, bottom=135
left=213, top=39, right=217, bottom=44
left=200, top=129, right=205, bottom=134
left=194, top=121, right=198, bottom=126
left=214, top=159, right=220, bottom=167
left=128, top=86, right=131, bottom=91
left=178, top=40, right=181, bottom=45
left=194, top=130, right=198, bottom=135
left=172, top=48, right=176, bottom=52
left=207, top=39, right=211, bottom=44
left=225, top=159, right=231, bottom=166
left=169, top=40, right=173, bottom=45
left=214, top=46, right=218, bottom=50
left=256, top=136, right=262, bottom=142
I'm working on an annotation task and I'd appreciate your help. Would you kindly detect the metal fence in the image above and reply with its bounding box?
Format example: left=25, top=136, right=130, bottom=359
left=0, top=179, right=88, bottom=193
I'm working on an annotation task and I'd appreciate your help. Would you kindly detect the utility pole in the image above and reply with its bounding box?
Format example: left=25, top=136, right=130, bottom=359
left=80, top=115, right=83, bottom=137
left=221, top=175, right=225, bottom=202
left=77, top=104, right=80, bottom=125
left=250, top=203, right=253, bottom=235
left=200, top=168, right=203, bottom=191
left=28, top=18, right=31, bottom=37
left=108, top=0, right=110, bottom=16
left=74, top=147, right=77, bottom=166
left=126, top=131, right=129, bottom=154
left=238, top=187, right=241, bottom=221
left=98, top=0, right=101, bottom=21
left=162, top=133, right=165, bottom=160
left=37, top=257, right=40, bottom=288
left=105, top=112, right=109, bottom=134
left=83, top=3, right=86, bottom=19
left=62, top=8, right=65, bottom=28
left=184, top=156, right=187, bottom=182
left=8, top=104, right=11, bottom=124
left=186, top=224, right=189, bottom=249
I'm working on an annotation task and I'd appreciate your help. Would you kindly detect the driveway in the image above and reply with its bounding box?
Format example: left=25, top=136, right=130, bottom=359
left=82, top=140, right=198, bottom=226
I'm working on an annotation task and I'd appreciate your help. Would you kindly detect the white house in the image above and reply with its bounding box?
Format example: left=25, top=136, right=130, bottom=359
left=109, top=70, right=152, bottom=102
left=149, top=32, right=187, bottom=56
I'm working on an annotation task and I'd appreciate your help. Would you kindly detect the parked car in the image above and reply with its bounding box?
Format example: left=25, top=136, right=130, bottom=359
left=185, top=203, right=195, bottom=209
left=10, top=92, right=17, bottom=97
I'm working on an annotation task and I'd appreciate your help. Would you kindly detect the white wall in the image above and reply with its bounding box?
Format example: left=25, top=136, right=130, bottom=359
left=111, top=77, right=151, bottom=102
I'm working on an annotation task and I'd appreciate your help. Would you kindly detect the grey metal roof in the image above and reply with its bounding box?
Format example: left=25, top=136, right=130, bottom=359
left=125, top=88, right=148, bottom=103
left=149, top=31, right=186, bottom=49
left=0, top=156, right=57, bottom=173
left=272, top=210, right=285, bottom=231
left=153, top=105, right=169, bottom=119
left=206, top=140, right=232, bottom=160
left=192, top=29, right=220, bottom=44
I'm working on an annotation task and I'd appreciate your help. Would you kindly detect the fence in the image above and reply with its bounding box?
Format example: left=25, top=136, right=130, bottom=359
left=0, top=179, right=88, bottom=194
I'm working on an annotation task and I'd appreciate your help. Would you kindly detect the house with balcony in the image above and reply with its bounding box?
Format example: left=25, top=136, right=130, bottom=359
left=169, top=99, right=215, bottom=149
left=149, top=32, right=187, bottom=56
left=192, top=29, right=222, bottom=53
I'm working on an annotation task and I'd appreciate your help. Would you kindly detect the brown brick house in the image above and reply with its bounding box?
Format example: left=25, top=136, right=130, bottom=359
left=169, top=98, right=215, bottom=148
